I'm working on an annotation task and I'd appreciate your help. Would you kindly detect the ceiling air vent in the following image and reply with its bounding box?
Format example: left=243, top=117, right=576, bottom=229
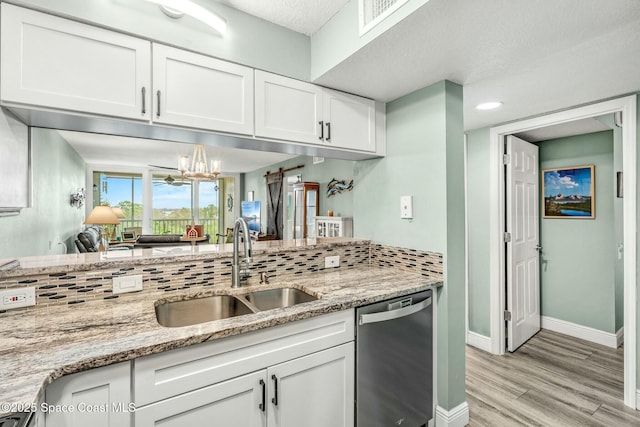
left=359, top=0, right=408, bottom=36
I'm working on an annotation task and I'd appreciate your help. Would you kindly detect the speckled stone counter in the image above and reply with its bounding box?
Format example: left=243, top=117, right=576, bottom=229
left=0, top=238, right=366, bottom=279
left=0, top=265, right=442, bottom=418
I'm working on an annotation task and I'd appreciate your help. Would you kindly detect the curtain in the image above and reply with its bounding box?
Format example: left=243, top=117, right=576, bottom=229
left=266, top=172, right=283, bottom=239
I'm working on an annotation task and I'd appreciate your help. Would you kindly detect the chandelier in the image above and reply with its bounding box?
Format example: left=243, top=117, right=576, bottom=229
left=178, top=144, right=221, bottom=181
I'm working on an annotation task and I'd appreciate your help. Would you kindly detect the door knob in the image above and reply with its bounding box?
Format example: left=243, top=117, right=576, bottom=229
left=535, top=245, right=543, bottom=252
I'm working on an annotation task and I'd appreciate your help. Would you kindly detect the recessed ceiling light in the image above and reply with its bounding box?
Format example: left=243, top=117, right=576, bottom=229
left=476, top=101, right=503, bottom=110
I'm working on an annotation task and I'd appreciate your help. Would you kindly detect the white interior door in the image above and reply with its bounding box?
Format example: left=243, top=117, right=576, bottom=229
left=506, top=135, right=541, bottom=351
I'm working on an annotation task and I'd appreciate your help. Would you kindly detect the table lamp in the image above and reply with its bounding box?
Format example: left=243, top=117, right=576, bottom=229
left=111, top=207, right=126, bottom=241
left=84, top=206, right=120, bottom=251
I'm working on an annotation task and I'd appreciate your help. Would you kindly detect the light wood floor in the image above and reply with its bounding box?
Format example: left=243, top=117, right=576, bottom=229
left=466, top=329, right=640, bottom=426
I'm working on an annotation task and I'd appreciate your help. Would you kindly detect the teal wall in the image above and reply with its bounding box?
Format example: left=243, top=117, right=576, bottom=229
left=538, top=131, right=617, bottom=333
left=15, top=0, right=310, bottom=80
left=354, top=81, right=466, bottom=410
left=242, top=156, right=356, bottom=234
left=466, top=128, right=491, bottom=336
left=0, top=128, right=86, bottom=258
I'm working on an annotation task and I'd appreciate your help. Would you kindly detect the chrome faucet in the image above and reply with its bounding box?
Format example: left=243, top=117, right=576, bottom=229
left=231, top=217, right=253, bottom=288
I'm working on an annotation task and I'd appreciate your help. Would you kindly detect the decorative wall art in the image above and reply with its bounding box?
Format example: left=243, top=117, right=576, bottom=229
left=542, top=165, right=594, bottom=219
left=326, top=178, right=353, bottom=197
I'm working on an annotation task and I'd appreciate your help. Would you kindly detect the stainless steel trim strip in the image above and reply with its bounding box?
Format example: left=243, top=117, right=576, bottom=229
left=359, top=296, right=431, bottom=325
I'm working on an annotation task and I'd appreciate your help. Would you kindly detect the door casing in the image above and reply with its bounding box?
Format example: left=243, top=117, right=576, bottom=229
left=487, top=95, right=637, bottom=408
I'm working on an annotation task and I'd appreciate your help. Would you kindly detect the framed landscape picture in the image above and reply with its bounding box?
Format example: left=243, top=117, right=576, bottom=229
left=542, top=165, right=594, bottom=218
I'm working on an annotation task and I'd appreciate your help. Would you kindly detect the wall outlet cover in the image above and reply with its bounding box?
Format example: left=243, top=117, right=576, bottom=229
left=113, top=274, right=143, bottom=294
left=325, top=255, right=340, bottom=268
left=400, top=195, right=413, bottom=219
left=0, top=287, right=36, bottom=310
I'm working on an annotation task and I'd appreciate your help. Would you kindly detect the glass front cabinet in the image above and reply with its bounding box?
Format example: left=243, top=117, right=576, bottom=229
left=316, top=216, right=353, bottom=238
left=293, top=182, right=319, bottom=239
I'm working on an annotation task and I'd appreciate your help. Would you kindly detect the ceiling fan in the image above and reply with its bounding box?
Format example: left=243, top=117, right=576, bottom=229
left=149, top=164, right=178, bottom=171
left=153, top=175, right=190, bottom=186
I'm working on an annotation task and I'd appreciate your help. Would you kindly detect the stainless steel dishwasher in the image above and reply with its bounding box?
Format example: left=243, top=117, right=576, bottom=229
left=356, top=289, right=433, bottom=427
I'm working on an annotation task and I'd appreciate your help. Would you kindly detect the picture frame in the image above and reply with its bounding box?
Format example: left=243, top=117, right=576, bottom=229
left=542, top=165, right=594, bottom=219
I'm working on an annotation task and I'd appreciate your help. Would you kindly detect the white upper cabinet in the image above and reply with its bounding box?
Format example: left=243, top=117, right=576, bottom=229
left=0, top=3, right=151, bottom=121
left=323, top=89, right=376, bottom=152
left=255, top=70, right=323, bottom=144
left=255, top=71, right=377, bottom=152
left=153, top=44, right=254, bottom=135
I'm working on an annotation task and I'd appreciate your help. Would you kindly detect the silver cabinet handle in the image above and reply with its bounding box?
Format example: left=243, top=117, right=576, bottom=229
left=156, top=90, right=161, bottom=118
left=141, top=87, right=146, bottom=115
left=359, top=297, right=431, bottom=325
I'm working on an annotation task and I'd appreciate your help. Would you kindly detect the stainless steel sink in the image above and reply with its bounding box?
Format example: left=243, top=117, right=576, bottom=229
left=243, top=287, right=318, bottom=311
left=155, top=295, right=255, bottom=327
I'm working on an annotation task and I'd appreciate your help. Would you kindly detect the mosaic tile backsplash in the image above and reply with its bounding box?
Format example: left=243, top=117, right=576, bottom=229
left=0, top=243, right=441, bottom=312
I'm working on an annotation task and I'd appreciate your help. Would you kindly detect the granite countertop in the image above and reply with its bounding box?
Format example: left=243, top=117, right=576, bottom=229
left=0, top=265, right=442, bottom=418
left=0, top=238, right=367, bottom=279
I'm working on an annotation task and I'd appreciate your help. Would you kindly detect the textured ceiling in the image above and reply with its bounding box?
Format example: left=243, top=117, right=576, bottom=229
left=215, top=0, right=348, bottom=35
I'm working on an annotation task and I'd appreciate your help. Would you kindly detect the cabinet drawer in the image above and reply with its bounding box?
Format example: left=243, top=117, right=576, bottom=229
left=134, top=309, right=354, bottom=406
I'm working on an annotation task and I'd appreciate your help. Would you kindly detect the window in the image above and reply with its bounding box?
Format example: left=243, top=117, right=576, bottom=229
left=152, top=174, right=220, bottom=238
left=93, top=172, right=142, bottom=232
left=91, top=171, right=222, bottom=239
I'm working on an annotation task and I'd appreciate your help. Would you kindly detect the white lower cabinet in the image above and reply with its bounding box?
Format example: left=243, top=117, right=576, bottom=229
left=43, top=311, right=354, bottom=427
left=44, top=362, right=132, bottom=427
left=268, top=343, right=354, bottom=427
left=135, top=343, right=354, bottom=427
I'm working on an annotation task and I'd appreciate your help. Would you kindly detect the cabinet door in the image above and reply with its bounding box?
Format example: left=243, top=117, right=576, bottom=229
left=152, top=44, right=254, bottom=135
left=267, top=343, right=354, bottom=427
left=323, top=89, right=376, bottom=152
left=135, top=370, right=266, bottom=427
left=0, top=4, right=151, bottom=121
left=45, top=362, right=132, bottom=427
left=254, top=70, right=324, bottom=144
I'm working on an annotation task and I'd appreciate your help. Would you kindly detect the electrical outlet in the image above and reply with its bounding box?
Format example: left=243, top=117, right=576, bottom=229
left=113, top=275, right=143, bottom=294
left=325, top=255, right=340, bottom=268
left=0, top=287, right=36, bottom=310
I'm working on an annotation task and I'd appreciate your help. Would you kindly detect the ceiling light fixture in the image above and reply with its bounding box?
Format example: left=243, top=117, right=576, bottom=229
left=476, top=101, right=503, bottom=110
left=144, top=0, right=227, bottom=36
left=178, top=144, right=221, bottom=181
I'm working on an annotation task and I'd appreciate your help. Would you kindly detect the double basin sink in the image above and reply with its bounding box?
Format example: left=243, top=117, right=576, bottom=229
left=155, top=287, right=318, bottom=327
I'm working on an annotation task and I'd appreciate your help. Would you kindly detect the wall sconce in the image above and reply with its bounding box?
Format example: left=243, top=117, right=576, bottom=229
left=70, top=188, right=86, bottom=208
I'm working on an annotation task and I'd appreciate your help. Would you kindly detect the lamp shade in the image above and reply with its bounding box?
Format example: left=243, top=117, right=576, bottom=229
left=111, top=207, right=126, bottom=219
left=85, top=206, right=120, bottom=225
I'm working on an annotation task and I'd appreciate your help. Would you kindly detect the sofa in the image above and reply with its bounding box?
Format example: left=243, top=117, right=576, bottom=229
left=75, top=226, right=133, bottom=253
left=134, top=234, right=210, bottom=249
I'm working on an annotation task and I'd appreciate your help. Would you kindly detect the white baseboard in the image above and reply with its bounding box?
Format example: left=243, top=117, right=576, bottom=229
left=435, top=401, right=469, bottom=427
left=616, top=327, right=624, bottom=347
left=466, top=331, right=492, bottom=352
left=541, top=316, right=619, bottom=349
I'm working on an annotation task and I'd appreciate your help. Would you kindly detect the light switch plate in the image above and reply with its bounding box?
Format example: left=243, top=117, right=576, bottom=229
left=325, top=255, right=340, bottom=268
left=113, top=274, right=143, bottom=294
left=401, top=195, right=413, bottom=219
left=0, top=287, right=36, bottom=310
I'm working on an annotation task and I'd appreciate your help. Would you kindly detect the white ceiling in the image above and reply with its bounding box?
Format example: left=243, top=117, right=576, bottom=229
left=218, top=0, right=640, bottom=131
left=514, top=118, right=612, bottom=143
left=216, top=0, right=348, bottom=35
left=58, top=131, right=297, bottom=173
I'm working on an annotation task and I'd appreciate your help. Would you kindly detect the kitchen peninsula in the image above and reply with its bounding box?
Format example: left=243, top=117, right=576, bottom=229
left=0, top=238, right=443, bottom=426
